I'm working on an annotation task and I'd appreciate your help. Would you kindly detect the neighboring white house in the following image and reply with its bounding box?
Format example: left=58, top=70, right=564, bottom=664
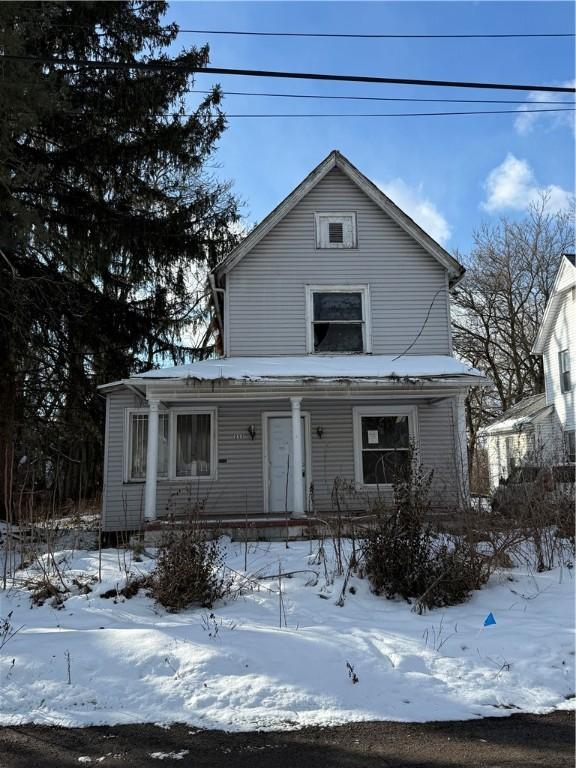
left=98, top=150, right=486, bottom=532
left=481, top=254, right=575, bottom=489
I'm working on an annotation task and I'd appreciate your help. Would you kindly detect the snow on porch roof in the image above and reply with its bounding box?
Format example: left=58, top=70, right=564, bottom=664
left=130, top=355, right=485, bottom=383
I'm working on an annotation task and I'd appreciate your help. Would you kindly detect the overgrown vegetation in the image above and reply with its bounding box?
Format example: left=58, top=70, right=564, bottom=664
left=149, top=523, right=232, bottom=612
left=360, top=453, right=489, bottom=612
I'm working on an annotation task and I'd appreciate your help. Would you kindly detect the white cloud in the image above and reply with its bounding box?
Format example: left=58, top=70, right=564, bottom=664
left=377, top=179, right=451, bottom=245
left=514, top=80, right=575, bottom=136
left=482, top=154, right=574, bottom=214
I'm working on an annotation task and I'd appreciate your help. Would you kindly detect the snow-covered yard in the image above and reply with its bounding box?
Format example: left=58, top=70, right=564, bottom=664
left=0, top=539, right=574, bottom=730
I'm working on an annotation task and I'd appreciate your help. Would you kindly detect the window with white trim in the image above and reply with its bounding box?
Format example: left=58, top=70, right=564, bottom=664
left=127, top=408, right=215, bottom=481
left=315, top=212, right=357, bottom=249
left=175, top=412, right=212, bottom=478
left=306, top=285, right=370, bottom=353
left=353, top=406, right=417, bottom=486
left=559, top=349, right=571, bottom=393
left=129, top=411, right=169, bottom=481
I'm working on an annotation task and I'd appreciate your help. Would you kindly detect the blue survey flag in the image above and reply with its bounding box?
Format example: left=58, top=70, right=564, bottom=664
left=483, top=612, right=496, bottom=627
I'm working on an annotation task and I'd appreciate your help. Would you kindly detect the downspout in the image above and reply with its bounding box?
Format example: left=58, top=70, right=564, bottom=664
left=208, top=273, right=226, bottom=356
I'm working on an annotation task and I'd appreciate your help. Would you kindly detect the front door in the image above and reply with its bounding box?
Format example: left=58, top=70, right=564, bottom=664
left=267, top=416, right=307, bottom=513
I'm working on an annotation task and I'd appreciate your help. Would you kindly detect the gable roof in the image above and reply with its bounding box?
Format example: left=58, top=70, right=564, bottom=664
left=532, top=254, right=576, bottom=355
left=479, top=393, right=553, bottom=436
left=213, top=150, right=465, bottom=286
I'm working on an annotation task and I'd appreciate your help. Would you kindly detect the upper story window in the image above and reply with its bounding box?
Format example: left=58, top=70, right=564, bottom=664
left=315, top=212, right=357, bottom=249
left=559, top=349, right=571, bottom=393
left=306, top=285, right=371, bottom=354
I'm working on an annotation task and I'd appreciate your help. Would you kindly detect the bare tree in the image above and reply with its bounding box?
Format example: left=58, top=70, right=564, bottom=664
left=452, top=195, right=575, bottom=466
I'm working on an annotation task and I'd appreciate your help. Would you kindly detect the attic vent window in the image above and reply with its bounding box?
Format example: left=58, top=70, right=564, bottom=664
left=315, top=212, right=357, bottom=249
left=328, top=222, right=344, bottom=243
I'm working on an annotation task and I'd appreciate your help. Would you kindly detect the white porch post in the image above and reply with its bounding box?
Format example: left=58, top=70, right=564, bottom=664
left=454, top=393, right=470, bottom=507
left=290, top=396, right=305, bottom=517
left=144, top=398, right=160, bottom=521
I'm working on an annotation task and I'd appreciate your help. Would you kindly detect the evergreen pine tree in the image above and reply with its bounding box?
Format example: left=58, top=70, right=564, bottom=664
left=0, top=2, right=240, bottom=511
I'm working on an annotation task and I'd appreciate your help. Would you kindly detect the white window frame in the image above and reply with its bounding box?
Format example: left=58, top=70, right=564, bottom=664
left=559, top=349, right=571, bottom=393
left=124, top=406, right=217, bottom=483
left=352, top=405, right=419, bottom=488
left=315, top=211, right=357, bottom=249
left=305, top=284, right=371, bottom=354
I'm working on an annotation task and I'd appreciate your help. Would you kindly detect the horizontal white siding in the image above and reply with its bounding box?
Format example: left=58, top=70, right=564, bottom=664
left=543, top=289, right=575, bottom=431
left=102, top=391, right=462, bottom=531
left=227, top=167, right=451, bottom=357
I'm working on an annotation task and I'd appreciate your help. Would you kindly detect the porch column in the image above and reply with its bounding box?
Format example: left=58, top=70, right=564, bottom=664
left=144, top=398, right=160, bottom=521
left=454, top=393, right=470, bottom=506
left=290, top=396, right=305, bottom=517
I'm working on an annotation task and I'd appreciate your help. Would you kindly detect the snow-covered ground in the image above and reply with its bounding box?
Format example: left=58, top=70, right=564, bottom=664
left=0, top=539, right=574, bottom=730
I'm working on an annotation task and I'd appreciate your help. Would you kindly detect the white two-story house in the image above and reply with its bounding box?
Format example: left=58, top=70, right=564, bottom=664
left=99, top=151, right=485, bottom=532
left=481, top=253, right=575, bottom=488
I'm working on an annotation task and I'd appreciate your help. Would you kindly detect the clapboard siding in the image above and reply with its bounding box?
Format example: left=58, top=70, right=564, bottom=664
left=102, top=391, right=460, bottom=530
left=227, top=167, right=451, bottom=357
left=542, top=288, right=575, bottom=431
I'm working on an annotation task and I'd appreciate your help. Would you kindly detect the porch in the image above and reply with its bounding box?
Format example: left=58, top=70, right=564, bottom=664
left=100, top=360, right=481, bottom=533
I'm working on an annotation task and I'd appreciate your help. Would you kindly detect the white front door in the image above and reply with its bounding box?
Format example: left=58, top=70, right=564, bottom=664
left=267, top=416, right=307, bottom=513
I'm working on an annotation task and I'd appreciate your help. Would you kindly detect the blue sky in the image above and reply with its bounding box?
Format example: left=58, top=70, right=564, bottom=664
left=165, top=1, right=575, bottom=254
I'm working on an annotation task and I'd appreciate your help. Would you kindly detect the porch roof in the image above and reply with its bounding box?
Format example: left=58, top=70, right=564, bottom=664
left=100, top=354, right=486, bottom=391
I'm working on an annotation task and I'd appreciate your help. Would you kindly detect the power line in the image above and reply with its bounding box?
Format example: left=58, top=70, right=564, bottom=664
left=190, top=88, right=574, bottom=105
left=2, top=54, right=574, bottom=93
left=210, top=109, right=576, bottom=117
left=175, top=28, right=576, bottom=40
left=4, top=81, right=573, bottom=104
left=35, top=107, right=573, bottom=118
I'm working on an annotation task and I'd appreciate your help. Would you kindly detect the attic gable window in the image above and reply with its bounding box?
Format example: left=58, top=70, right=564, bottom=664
left=315, top=212, right=357, bottom=249
left=306, top=285, right=371, bottom=354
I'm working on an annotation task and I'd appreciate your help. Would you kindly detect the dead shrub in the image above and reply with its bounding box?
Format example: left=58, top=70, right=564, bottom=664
left=150, top=525, right=231, bottom=612
left=360, top=451, right=489, bottom=612
left=487, top=462, right=575, bottom=571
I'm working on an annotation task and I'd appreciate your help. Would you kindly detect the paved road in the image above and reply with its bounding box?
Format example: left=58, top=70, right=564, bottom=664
left=0, top=711, right=573, bottom=767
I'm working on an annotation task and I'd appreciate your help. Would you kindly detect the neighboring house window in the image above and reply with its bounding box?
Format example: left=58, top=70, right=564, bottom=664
left=129, top=412, right=169, bottom=481
left=505, top=436, right=517, bottom=476
left=306, top=285, right=371, bottom=353
left=565, top=430, right=576, bottom=464
left=127, top=408, right=215, bottom=481
left=559, top=350, right=571, bottom=393
left=315, top=212, right=357, bottom=249
left=353, top=406, right=418, bottom=486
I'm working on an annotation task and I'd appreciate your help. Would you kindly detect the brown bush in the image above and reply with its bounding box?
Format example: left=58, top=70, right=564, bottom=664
left=360, top=451, right=489, bottom=612
left=150, top=526, right=231, bottom=612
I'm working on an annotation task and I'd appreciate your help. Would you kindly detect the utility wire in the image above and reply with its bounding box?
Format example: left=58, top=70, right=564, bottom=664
left=30, top=108, right=574, bottom=118
left=4, top=81, right=574, bottom=104
left=175, top=28, right=576, bottom=40
left=189, top=88, right=575, bottom=105
left=2, top=54, right=574, bottom=93
left=206, top=109, right=575, bottom=117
